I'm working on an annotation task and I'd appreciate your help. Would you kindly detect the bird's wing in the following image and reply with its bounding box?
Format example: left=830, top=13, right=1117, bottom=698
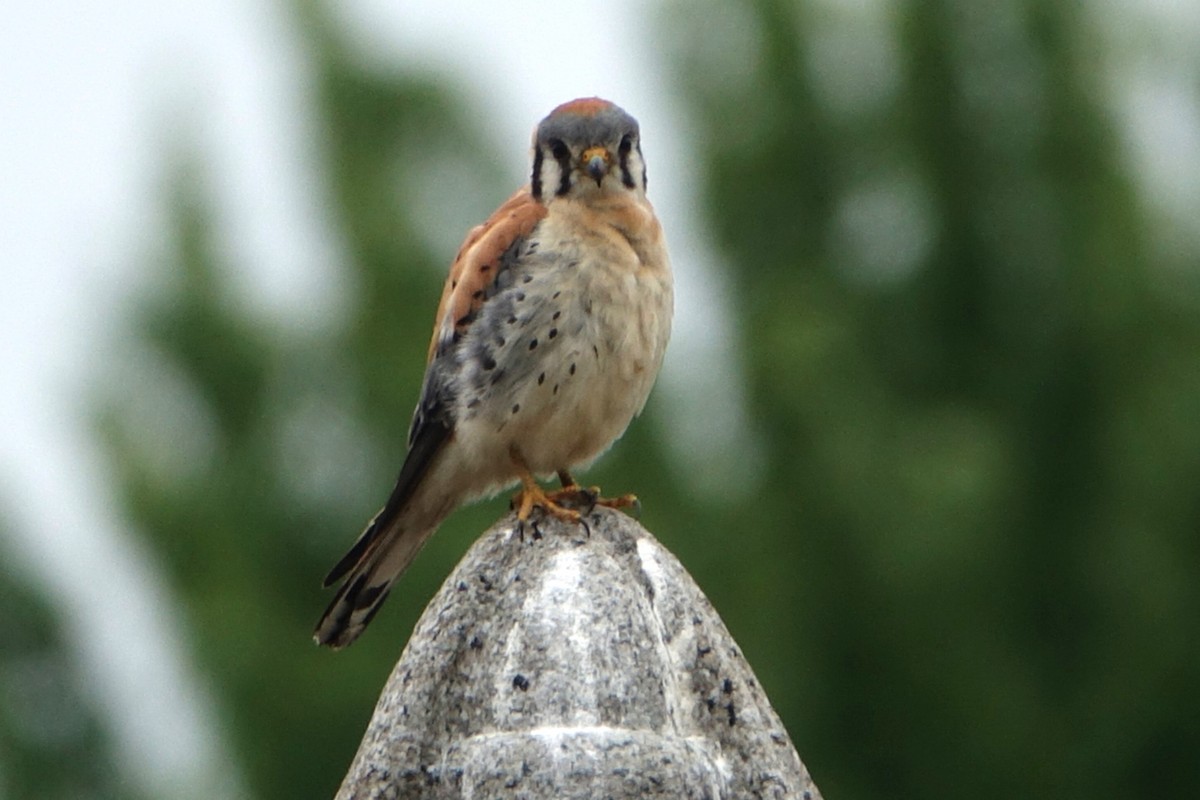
left=426, top=187, right=549, bottom=363
left=321, top=187, right=547, bottom=589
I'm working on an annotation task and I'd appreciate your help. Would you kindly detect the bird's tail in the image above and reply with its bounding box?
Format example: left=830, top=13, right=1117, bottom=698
left=313, top=513, right=435, bottom=649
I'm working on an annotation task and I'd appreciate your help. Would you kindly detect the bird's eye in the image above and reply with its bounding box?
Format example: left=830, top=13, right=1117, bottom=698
left=549, top=139, right=570, bottom=161
left=619, top=134, right=633, bottom=154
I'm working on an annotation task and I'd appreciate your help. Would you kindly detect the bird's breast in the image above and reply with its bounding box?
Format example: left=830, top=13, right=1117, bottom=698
left=452, top=198, right=672, bottom=477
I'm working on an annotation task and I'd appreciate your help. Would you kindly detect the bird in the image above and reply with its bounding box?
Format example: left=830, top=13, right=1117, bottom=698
left=314, top=98, right=673, bottom=648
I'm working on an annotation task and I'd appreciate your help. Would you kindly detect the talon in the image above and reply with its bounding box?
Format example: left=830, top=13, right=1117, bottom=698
left=622, top=495, right=643, bottom=518
left=510, top=452, right=641, bottom=527
left=510, top=451, right=583, bottom=525
left=510, top=482, right=582, bottom=524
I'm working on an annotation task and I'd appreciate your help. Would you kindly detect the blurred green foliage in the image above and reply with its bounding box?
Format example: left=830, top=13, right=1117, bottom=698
left=0, top=530, right=145, bottom=800
left=77, top=1, right=1200, bottom=799
left=661, top=2, right=1200, bottom=798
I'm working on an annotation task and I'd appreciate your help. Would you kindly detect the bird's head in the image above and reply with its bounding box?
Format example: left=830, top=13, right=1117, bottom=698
left=530, top=98, right=647, bottom=203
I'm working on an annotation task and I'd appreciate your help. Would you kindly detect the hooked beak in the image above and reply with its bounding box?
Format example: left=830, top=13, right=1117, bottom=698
left=582, top=146, right=611, bottom=185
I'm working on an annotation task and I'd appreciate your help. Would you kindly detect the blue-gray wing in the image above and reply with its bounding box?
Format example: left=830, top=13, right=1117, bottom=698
left=320, top=188, right=547, bottom=589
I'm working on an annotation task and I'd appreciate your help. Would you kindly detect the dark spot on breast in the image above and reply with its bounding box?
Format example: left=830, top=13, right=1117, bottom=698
left=479, top=264, right=491, bottom=273
left=512, top=403, right=520, bottom=414
left=507, top=316, right=518, bottom=325
left=722, top=678, right=734, bottom=694
left=528, top=339, right=538, bottom=350
left=490, top=368, right=506, bottom=386
left=548, top=328, right=558, bottom=340
left=553, top=384, right=559, bottom=395
left=521, top=274, right=533, bottom=284
left=552, top=310, right=561, bottom=321
left=593, top=345, right=600, bottom=358
left=516, top=292, right=526, bottom=302
left=467, top=398, right=481, bottom=410
left=513, top=674, right=530, bottom=691
left=552, top=291, right=561, bottom=299
left=537, top=372, right=545, bottom=385
left=472, top=289, right=483, bottom=300
left=451, top=279, right=458, bottom=289
left=569, top=363, right=576, bottom=375
left=482, top=356, right=497, bottom=371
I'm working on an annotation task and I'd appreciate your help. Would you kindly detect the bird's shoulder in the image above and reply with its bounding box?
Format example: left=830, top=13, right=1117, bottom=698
left=427, top=187, right=548, bottom=362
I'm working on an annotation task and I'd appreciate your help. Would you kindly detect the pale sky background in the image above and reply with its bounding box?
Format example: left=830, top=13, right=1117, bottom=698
left=0, top=1, right=1197, bottom=798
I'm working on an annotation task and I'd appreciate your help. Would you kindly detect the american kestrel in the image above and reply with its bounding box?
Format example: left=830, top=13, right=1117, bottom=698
left=315, top=98, right=673, bottom=648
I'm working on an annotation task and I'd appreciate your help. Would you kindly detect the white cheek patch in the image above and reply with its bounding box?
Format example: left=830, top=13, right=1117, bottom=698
left=544, top=161, right=564, bottom=196
left=533, top=149, right=571, bottom=201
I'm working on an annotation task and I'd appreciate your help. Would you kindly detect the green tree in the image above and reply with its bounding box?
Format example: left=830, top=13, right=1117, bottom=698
left=663, top=1, right=1200, bottom=798
left=90, top=0, right=1200, bottom=798
left=96, top=17, right=519, bottom=798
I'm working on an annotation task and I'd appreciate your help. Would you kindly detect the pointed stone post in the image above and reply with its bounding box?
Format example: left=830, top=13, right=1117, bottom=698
left=335, top=508, right=823, bottom=799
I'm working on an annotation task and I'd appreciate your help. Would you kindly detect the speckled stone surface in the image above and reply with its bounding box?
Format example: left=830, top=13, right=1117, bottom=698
left=336, top=508, right=823, bottom=800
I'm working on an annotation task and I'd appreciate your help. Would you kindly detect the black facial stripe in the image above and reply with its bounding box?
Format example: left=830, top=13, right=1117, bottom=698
left=637, top=143, right=647, bottom=190
left=531, top=146, right=544, bottom=200
left=554, top=145, right=572, bottom=196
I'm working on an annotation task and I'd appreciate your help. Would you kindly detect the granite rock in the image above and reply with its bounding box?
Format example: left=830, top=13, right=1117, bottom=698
left=336, top=507, right=823, bottom=800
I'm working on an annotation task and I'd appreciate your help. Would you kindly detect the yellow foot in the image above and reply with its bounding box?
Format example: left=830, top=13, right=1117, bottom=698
left=595, top=492, right=641, bottom=517
left=509, top=456, right=644, bottom=531
left=548, top=480, right=641, bottom=518
left=511, top=479, right=583, bottom=525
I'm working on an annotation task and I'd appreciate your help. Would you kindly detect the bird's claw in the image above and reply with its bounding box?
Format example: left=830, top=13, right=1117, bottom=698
left=592, top=491, right=640, bottom=518
left=511, top=462, right=640, bottom=540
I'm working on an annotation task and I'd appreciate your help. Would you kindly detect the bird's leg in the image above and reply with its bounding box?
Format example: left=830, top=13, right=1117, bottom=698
left=509, top=450, right=582, bottom=524
left=543, top=468, right=592, bottom=507
left=547, top=468, right=641, bottom=518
